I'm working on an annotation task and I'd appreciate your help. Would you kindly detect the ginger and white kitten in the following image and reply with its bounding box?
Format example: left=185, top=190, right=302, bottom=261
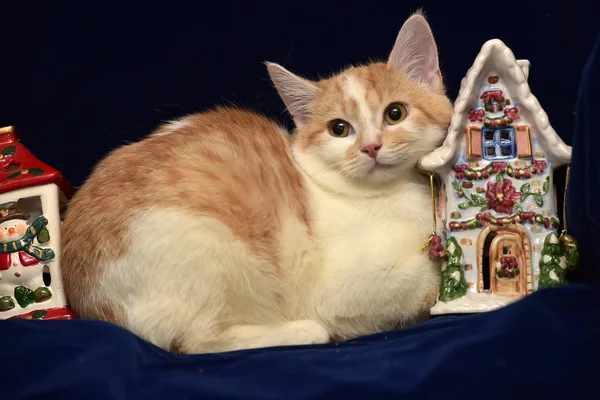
left=60, top=13, right=453, bottom=354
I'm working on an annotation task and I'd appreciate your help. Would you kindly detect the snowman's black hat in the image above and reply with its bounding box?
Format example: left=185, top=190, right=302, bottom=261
left=0, top=201, right=30, bottom=224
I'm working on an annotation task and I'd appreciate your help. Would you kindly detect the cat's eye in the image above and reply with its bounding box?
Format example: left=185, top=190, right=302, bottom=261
left=384, top=103, right=408, bottom=125
left=329, top=120, right=350, bottom=137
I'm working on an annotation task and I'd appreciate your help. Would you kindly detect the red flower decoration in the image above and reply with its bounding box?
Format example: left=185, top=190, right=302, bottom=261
left=532, top=159, right=547, bottom=173
left=469, top=109, right=485, bottom=122
left=428, top=235, right=446, bottom=259
left=499, top=256, right=519, bottom=279
left=452, top=164, right=468, bottom=179
left=476, top=212, right=492, bottom=225
left=519, top=212, right=535, bottom=223
left=504, top=107, right=520, bottom=121
left=480, top=90, right=505, bottom=104
left=485, top=179, right=522, bottom=214
left=491, top=162, right=508, bottom=174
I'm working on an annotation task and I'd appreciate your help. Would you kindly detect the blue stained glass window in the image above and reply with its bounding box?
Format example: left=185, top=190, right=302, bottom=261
left=482, top=127, right=516, bottom=160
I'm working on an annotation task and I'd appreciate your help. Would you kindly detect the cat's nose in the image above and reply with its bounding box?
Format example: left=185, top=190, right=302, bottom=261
left=360, top=144, right=381, bottom=159
left=7, top=227, right=15, bottom=235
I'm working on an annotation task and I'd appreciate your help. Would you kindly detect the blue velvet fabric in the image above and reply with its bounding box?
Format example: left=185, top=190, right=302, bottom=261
left=568, top=31, right=600, bottom=286
left=1, top=15, right=599, bottom=400
left=1, top=285, right=599, bottom=399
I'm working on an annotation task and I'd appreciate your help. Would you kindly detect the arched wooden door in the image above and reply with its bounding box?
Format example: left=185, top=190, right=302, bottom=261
left=489, top=232, right=527, bottom=296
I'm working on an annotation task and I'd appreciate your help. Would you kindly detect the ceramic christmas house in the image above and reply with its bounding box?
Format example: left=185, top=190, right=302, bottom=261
left=0, top=126, right=75, bottom=320
left=418, top=39, right=577, bottom=315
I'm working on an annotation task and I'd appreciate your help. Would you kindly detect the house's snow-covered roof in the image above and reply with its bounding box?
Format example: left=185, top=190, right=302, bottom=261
left=418, top=39, right=572, bottom=172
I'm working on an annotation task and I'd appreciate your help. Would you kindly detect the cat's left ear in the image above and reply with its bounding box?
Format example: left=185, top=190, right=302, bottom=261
left=266, top=62, right=319, bottom=129
left=388, top=12, right=443, bottom=93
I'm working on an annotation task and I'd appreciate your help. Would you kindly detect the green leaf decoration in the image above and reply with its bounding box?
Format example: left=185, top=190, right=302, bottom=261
left=1, top=145, right=16, bottom=156
left=497, top=269, right=504, bottom=278
left=6, top=172, right=21, bottom=179
left=539, top=265, right=566, bottom=287
left=439, top=265, right=467, bottom=301
left=542, top=176, right=550, bottom=193
left=539, top=233, right=569, bottom=288
left=565, top=251, right=580, bottom=270
left=32, top=310, right=48, bottom=320
left=37, top=227, right=50, bottom=244
left=470, top=194, right=487, bottom=207
left=495, top=173, right=504, bottom=183
left=458, top=201, right=470, bottom=209
left=452, top=180, right=461, bottom=190
left=480, top=206, right=488, bottom=212
left=445, top=237, right=463, bottom=262
left=28, top=168, right=44, bottom=176
left=513, top=202, right=523, bottom=213
left=0, top=296, right=15, bottom=311
left=515, top=268, right=520, bottom=276
left=535, top=194, right=544, bottom=207
left=520, top=183, right=530, bottom=195
left=14, top=286, right=35, bottom=308
left=34, top=287, right=52, bottom=303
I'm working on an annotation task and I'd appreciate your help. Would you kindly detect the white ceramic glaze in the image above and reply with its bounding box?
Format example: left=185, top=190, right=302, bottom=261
left=0, top=184, right=68, bottom=319
left=419, top=39, right=573, bottom=315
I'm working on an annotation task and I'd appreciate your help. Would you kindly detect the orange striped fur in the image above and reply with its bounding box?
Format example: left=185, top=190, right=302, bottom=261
left=61, top=12, right=453, bottom=354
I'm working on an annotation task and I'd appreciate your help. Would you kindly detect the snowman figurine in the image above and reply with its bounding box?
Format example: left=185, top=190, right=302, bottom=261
left=0, top=201, right=54, bottom=313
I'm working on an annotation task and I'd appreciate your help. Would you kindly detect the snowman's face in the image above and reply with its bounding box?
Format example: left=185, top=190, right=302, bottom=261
left=0, top=219, right=29, bottom=243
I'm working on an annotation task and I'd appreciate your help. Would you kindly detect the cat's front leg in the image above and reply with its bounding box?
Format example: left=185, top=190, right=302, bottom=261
left=216, top=320, right=331, bottom=352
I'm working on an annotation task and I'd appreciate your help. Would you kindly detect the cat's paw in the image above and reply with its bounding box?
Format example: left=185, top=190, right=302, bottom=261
left=281, top=320, right=330, bottom=346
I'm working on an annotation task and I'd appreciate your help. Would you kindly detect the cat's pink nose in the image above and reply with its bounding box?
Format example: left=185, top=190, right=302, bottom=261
left=361, top=144, right=381, bottom=159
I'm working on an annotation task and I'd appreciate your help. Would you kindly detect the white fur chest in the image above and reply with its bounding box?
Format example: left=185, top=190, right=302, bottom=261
left=311, top=184, right=433, bottom=271
left=301, top=181, right=440, bottom=337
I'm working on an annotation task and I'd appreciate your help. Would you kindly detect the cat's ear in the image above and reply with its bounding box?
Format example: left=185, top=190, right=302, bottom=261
left=266, top=62, right=319, bottom=128
left=388, top=12, right=443, bottom=92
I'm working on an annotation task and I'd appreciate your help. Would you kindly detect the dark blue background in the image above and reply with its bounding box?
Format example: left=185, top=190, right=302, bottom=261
left=0, top=1, right=598, bottom=189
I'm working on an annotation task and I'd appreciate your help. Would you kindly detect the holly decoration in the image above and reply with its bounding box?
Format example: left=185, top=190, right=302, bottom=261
left=34, top=287, right=52, bottom=303
left=1, top=145, right=15, bottom=157
left=1, top=142, right=45, bottom=178
left=480, top=89, right=508, bottom=112
left=32, top=310, right=48, bottom=319
left=452, top=160, right=547, bottom=181
left=14, top=285, right=35, bottom=308
left=484, top=100, right=506, bottom=113
left=449, top=211, right=559, bottom=232
left=472, top=89, right=521, bottom=128
left=439, top=237, right=468, bottom=302
left=539, top=233, right=568, bottom=287
left=6, top=167, right=45, bottom=180
left=497, top=255, right=519, bottom=279
left=483, top=115, right=513, bottom=129
left=0, top=296, right=15, bottom=311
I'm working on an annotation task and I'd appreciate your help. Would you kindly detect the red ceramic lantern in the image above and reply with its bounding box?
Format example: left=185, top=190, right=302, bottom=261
left=0, top=126, right=74, bottom=320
